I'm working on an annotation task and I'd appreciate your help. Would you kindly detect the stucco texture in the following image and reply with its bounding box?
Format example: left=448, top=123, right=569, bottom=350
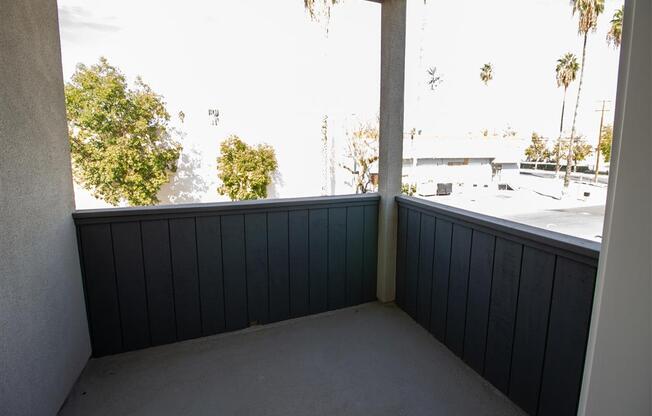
left=0, top=0, right=91, bottom=414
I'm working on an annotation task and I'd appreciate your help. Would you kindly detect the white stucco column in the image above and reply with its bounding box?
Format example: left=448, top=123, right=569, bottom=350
left=578, top=1, right=652, bottom=414
left=0, top=0, right=92, bottom=414
left=376, top=0, right=406, bottom=302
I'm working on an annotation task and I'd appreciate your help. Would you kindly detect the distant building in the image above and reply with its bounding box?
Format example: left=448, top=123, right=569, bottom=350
left=402, top=137, right=527, bottom=195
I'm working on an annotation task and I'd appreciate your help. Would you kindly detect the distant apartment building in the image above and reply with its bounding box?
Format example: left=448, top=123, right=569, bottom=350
left=402, top=137, right=527, bottom=195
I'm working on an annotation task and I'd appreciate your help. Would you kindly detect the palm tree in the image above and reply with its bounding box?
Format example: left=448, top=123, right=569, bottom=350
left=554, top=53, right=579, bottom=175
left=564, top=0, right=605, bottom=189
left=480, top=63, right=493, bottom=85
left=606, top=6, right=624, bottom=48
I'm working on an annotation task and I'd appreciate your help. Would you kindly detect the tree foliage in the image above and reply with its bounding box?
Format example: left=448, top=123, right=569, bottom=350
left=599, top=124, right=613, bottom=162
left=550, top=138, right=570, bottom=164
left=572, top=135, right=593, bottom=166
left=572, top=0, right=605, bottom=35
left=304, top=0, right=340, bottom=32
left=427, top=66, right=443, bottom=91
left=480, top=63, right=493, bottom=85
left=606, top=6, right=624, bottom=48
left=525, top=132, right=550, bottom=167
left=342, top=123, right=379, bottom=194
left=564, top=0, right=604, bottom=188
left=401, top=183, right=417, bottom=196
left=556, top=53, right=580, bottom=89
left=216, top=136, right=278, bottom=201
left=554, top=53, right=579, bottom=174
left=65, top=57, right=181, bottom=206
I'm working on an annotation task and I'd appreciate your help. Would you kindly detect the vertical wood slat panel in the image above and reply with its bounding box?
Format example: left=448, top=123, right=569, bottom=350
left=111, top=222, right=150, bottom=351
left=196, top=216, right=225, bottom=336
left=346, top=206, right=364, bottom=306
left=221, top=215, right=248, bottom=331
left=463, top=231, right=495, bottom=374
left=483, top=237, right=523, bottom=394
left=416, top=215, right=435, bottom=328
left=141, top=220, right=176, bottom=346
left=445, top=225, right=473, bottom=357
left=289, top=210, right=310, bottom=317
left=245, top=213, right=269, bottom=325
left=395, top=199, right=598, bottom=416
left=362, top=204, right=378, bottom=303
left=509, top=247, right=556, bottom=415
left=538, top=258, right=596, bottom=416
left=268, top=211, right=290, bottom=323
left=169, top=218, right=202, bottom=341
left=80, top=224, right=122, bottom=356
left=404, top=209, right=421, bottom=319
left=309, top=209, right=328, bottom=314
left=328, top=207, right=347, bottom=310
left=430, top=218, right=453, bottom=342
left=76, top=198, right=379, bottom=357
left=395, top=206, right=408, bottom=309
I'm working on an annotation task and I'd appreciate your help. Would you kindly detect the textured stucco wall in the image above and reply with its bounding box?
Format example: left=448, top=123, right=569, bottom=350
left=578, top=0, right=652, bottom=414
left=0, top=0, right=92, bottom=414
left=376, top=0, right=406, bottom=302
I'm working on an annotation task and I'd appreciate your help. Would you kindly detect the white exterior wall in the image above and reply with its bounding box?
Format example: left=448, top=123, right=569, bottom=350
left=579, top=1, right=651, bottom=414
left=0, top=1, right=91, bottom=414
left=403, top=157, right=497, bottom=189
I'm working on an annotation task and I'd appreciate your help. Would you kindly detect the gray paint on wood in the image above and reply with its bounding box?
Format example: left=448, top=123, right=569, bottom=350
left=195, top=216, right=226, bottom=336
left=430, top=219, right=453, bottom=342
left=509, top=247, right=555, bottom=415
left=111, top=222, right=150, bottom=351
left=288, top=210, right=310, bottom=317
left=445, top=224, right=473, bottom=357
left=74, top=196, right=379, bottom=356
left=416, top=215, right=435, bottom=328
left=396, top=197, right=599, bottom=416
left=463, top=231, right=495, bottom=374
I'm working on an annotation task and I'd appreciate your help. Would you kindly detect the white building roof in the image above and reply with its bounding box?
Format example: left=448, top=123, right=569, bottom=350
left=403, top=137, right=527, bottom=164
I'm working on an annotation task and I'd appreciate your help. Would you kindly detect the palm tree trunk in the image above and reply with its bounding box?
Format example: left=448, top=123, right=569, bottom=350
left=564, top=33, right=588, bottom=189
left=555, top=87, right=568, bottom=176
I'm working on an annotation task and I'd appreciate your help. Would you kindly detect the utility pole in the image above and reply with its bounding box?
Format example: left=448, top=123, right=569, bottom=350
left=594, top=100, right=611, bottom=183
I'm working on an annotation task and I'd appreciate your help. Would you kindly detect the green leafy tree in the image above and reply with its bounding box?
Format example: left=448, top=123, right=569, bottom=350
left=65, top=57, right=181, bottom=206
left=572, top=135, right=593, bottom=171
left=342, top=123, right=379, bottom=194
left=480, top=63, right=493, bottom=85
left=217, top=136, right=278, bottom=200
left=599, top=124, right=613, bottom=162
left=555, top=52, right=580, bottom=174
left=401, top=183, right=417, bottom=196
left=564, top=0, right=605, bottom=188
left=549, top=138, right=571, bottom=167
left=606, top=6, right=624, bottom=48
left=525, top=132, right=550, bottom=169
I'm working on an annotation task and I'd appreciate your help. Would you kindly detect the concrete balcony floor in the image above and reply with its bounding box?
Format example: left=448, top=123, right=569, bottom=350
left=60, top=303, right=525, bottom=416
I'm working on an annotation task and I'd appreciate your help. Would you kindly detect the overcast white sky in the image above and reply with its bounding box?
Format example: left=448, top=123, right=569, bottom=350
left=404, top=0, right=622, bottom=141
left=58, top=0, right=622, bottom=204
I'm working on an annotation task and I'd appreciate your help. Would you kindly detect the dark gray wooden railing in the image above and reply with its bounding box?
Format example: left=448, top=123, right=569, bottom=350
left=395, top=196, right=599, bottom=416
left=74, top=194, right=379, bottom=357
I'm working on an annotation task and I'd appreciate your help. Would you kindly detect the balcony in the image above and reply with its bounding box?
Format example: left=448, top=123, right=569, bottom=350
left=59, top=194, right=598, bottom=415
left=2, top=1, right=650, bottom=416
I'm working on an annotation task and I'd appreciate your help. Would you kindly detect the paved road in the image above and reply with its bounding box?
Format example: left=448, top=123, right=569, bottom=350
left=506, top=205, right=605, bottom=242
left=520, top=169, right=609, bottom=185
